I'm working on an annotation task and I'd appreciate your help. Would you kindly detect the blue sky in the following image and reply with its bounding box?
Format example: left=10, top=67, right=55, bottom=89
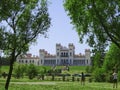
left=28, top=0, right=90, bottom=56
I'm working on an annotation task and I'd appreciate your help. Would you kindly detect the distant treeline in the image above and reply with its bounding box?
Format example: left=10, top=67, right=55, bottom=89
left=0, top=57, right=10, bottom=66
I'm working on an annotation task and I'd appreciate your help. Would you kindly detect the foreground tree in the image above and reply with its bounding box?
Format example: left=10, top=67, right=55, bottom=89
left=103, top=43, right=120, bottom=72
left=64, top=0, right=120, bottom=49
left=103, top=43, right=120, bottom=82
left=0, top=0, right=51, bottom=90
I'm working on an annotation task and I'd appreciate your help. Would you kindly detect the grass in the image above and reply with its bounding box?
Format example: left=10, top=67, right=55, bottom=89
left=1, top=66, right=118, bottom=90
left=0, top=65, right=86, bottom=75
left=0, top=66, right=9, bottom=73
left=69, top=66, right=87, bottom=74
left=0, top=81, right=119, bottom=90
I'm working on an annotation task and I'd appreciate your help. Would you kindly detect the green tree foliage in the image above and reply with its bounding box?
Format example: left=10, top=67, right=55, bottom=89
left=0, top=57, right=10, bottom=66
left=0, top=0, right=51, bottom=89
left=102, top=43, right=120, bottom=82
left=85, top=42, right=106, bottom=74
left=91, top=44, right=106, bottom=82
left=93, top=68, right=106, bottom=82
left=27, top=64, right=38, bottom=79
left=64, top=0, right=120, bottom=49
left=103, top=43, right=120, bottom=72
left=92, top=51, right=104, bottom=69
left=13, top=63, right=27, bottom=79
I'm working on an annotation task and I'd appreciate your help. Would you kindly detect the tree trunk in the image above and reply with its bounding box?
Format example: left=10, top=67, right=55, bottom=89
left=5, top=52, right=15, bottom=90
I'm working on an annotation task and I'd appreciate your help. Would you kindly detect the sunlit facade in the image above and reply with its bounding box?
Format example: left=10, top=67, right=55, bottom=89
left=17, top=43, right=91, bottom=66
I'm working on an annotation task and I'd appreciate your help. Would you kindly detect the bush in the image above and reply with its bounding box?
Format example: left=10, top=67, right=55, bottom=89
left=62, top=75, right=65, bottom=81
left=93, top=68, right=106, bottom=82
left=105, top=71, right=113, bottom=83
left=13, top=63, right=27, bottom=79
left=27, top=64, right=38, bottom=79
left=89, top=77, right=93, bottom=82
left=86, top=66, right=92, bottom=73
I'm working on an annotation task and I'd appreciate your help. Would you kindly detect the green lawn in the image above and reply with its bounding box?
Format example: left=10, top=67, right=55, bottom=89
left=0, top=66, right=9, bottom=73
left=0, top=66, right=119, bottom=90
left=0, top=65, right=87, bottom=73
left=0, top=81, right=119, bottom=90
left=69, top=66, right=87, bottom=74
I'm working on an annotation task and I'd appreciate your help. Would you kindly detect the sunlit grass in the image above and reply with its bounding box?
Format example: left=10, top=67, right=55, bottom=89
left=0, top=81, right=119, bottom=90
left=0, top=66, right=9, bottom=73
left=1, top=66, right=118, bottom=90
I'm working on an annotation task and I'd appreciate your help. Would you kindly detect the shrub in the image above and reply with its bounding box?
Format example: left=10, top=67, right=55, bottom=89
left=13, top=63, right=27, bottom=79
left=89, top=77, right=93, bottom=82
left=86, top=66, right=92, bottom=73
left=105, top=71, right=113, bottom=83
left=93, top=68, right=106, bottom=82
left=27, top=64, right=38, bottom=79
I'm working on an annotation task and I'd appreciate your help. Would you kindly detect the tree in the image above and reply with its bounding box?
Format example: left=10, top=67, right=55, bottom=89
left=64, top=0, right=120, bottom=49
left=0, top=0, right=51, bottom=90
left=103, top=43, right=120, bottom=82
left=103, top=43, right=120, bottom=72
left=91, top=42, right=106, bottom=69
left=27, top=64, right=38, bottom=79
left=13, top=63, right=27, bottom=79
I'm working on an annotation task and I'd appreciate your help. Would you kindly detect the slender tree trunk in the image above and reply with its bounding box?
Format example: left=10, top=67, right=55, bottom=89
left=5, top=52, right=15, bottom=90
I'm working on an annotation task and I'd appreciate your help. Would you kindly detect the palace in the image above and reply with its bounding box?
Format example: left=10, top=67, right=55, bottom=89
left=17, top=43, right=91, bottom=66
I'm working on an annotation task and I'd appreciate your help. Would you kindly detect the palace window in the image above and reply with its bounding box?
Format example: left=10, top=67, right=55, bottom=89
left=26, top=60, right=28, bottom=64
left=57, top=52, right=59, bottom=56
left=32, top=60, right=34, bottom=63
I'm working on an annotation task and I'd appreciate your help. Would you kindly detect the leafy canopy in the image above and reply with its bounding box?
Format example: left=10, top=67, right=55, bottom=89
left=64, top=0, right=120, bottom=48
left=0, top=0, right=51, bottom=89
left=0, top=0, right=51, bottom=56
left=103, top=43, right=120, bottom=72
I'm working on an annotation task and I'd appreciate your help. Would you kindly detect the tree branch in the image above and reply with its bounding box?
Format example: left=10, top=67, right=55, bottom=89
left=92, top=0, right=120, bottom=48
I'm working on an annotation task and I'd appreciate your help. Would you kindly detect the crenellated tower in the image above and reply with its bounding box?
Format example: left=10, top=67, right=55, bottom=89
left=85, top=49, right=91, bottom=65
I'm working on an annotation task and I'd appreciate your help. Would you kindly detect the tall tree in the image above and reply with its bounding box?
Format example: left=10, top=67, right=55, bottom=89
left=103, top=43, right=120, bottom=72
left=91, top=42, right=107, bottom=69
left=103, top=43, right=120, bottom=82
left=64, top=0, right=120, bottom=49
left=0, top=0, right=51, bottom=90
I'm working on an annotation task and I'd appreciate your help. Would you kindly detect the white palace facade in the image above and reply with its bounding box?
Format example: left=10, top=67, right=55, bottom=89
left=17, top=43, right=91, bottom=66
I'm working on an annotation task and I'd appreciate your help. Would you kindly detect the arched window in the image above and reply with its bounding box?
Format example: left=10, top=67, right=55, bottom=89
left=57, top=52, right=59, bottom=56
left=41, top=60, right=42, bottom=64
left=64, top=53, right=65, bottom=56
left=61, top=53, right=63, bottom=56
left=32, top=60, right=34, bottom=63
left=66, top=53, right=68, bottom=57
left=26, top=60, right=28, bottom=64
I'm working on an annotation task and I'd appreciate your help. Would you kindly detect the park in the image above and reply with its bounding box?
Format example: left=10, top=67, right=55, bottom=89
left=0, top=0, right=120, bottom=90
left=0, top=65, right=120, bottom=90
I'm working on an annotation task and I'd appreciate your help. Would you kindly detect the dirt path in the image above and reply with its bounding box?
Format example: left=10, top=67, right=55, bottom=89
left=10, top=82, right=56, bottom=85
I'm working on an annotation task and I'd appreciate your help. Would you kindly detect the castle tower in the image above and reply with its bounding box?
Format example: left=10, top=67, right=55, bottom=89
left=85, top=49, right=91, bottom=65
left=56, top=43, right=61, bottom=65
left=39, top=49, right=45, bottom=65
left=68, top=43, right=75, bottom=65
